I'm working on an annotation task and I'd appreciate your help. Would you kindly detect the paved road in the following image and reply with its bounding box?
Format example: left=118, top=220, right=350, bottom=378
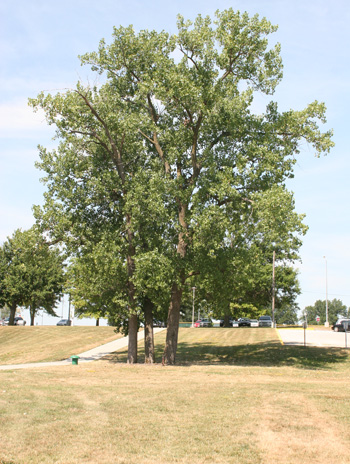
left=277, top=328, right=350, bottom=348
left=0, top=327, right=166, bottom=371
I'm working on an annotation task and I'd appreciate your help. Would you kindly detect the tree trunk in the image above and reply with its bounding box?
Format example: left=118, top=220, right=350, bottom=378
left=9, top=303, right=16, bottom=326
left=30, top=304, right=36, bottom=326
left=163, top=200, right=188, bottom=365
left=163, top=282, right=183, bottom=365
left=128, top=313, right=138, bottom=363
left=96, top=318, right=100, bottom=326
left=144, top=297, right=155, bottom=363
left=223, top=313, right=231, bottom=328
left=126, top=213, right=138, bottom=364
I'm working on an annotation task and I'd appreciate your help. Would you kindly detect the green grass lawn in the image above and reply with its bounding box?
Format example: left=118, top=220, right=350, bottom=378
left=110, top=327, right=350, bottom=370
left=1, top=328, right=350, bottom=464
left=0, top=326, right=122, bottom=364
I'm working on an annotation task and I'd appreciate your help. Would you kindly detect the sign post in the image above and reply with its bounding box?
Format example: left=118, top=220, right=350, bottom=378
left=303, top=321, right=307, bottom=347
left=343, top=321, right=349, bottom=349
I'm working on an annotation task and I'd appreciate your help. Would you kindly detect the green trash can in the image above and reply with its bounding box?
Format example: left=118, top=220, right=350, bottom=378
left=71, top=355, right=80, bottom=365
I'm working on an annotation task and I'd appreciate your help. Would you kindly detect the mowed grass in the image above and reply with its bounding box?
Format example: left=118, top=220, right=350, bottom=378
left=110, top=327, right=350, bottom=370
left=0, top=326, right=122, bottom=364
left=1, top=328, right=350, bottom=464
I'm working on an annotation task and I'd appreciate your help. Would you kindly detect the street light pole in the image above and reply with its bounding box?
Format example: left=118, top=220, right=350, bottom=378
left=191, top=287, right=196, bottom=328
left=323, top=256, right=329, bottom=327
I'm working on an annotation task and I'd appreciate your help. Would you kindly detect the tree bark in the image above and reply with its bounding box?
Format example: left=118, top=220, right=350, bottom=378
left=163, top=199, right=188, bottom=365
left=30, top=305, right=35, bottom=326
left=163, top=282, right=183, bottom=365
left=96, top=318, right=100, bottom=326
left=144, top=297, right=155, bottom=363
left=126, top=213, right=138, bottom=364
left=223, top=313, right=231, bottom=328
left=128, top=313, right=138, bottom=363
left=9, top=303, right=16, bottom=326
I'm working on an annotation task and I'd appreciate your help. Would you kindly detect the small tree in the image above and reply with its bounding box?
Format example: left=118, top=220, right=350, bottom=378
left=304, top=299, right=348, bottom=325
left=0, top=227, right=65, bottom=325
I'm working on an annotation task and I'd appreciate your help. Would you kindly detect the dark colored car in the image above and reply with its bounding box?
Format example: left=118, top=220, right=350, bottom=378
left=57, top=319, right=72, bottom=326
left=332, top=319, right=350, bottom=332
left=238, top=318, right=251, bottom=327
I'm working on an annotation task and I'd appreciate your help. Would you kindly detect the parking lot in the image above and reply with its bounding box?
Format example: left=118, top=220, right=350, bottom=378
left=277, top=328, right=350, bottom=348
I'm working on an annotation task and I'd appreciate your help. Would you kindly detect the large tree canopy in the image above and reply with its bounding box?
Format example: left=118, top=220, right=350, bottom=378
left=30, top=9, right=333, bottom=364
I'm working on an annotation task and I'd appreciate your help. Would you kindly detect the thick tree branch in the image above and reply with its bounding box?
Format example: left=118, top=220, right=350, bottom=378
left=145, top=94, right=171, bottom=174
left=75, top=90, right=126, bottom=183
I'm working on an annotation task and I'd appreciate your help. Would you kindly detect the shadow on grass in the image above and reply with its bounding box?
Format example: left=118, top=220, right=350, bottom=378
left=105, top=340, right=350, bottom=370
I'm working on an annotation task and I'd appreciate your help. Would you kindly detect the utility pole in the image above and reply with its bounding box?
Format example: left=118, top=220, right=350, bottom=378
left=272, top=250, right=275, bottom=328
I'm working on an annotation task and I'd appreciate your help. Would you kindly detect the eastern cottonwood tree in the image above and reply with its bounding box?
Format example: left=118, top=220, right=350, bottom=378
left=31, top=9, right=333, bottom=364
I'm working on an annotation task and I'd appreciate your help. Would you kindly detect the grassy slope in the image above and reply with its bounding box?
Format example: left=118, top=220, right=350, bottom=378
left=0, top=326, right=122, bottom=364
left=0, top=328, right=350, bottom=464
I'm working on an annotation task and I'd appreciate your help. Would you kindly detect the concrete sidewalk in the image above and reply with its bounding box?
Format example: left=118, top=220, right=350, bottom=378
left=0, top=327, right=166, bottom=371
left=277, top=328, right=350, bottom=348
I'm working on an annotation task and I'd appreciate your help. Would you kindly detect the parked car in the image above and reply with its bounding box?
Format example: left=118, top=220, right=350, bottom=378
left=2, top=316, right=26, bottom=326
left=14, top=317, right=26, bottom=325
left=332, top=318, right=350, bottom=332
left=200, top=318, right=213, bottom=327
left=194, top=318, right=213, bottom=327
left=57, top=319, right=71, bottom=326
left=250, top=319, right=259, bottom=327
left=258, top=315, right=272, bottom=327
left=238, top=318, right=251, bottom=327
left=153, top=320, right=167, bottom=328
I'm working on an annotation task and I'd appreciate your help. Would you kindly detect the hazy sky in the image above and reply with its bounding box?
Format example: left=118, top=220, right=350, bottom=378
left=1, top=0, right=349, bottom=321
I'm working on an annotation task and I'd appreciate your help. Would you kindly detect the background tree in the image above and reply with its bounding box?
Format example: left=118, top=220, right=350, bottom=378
left=0, top=304, right=11, bottom=320
left=304, top=299, right=348, bottom=325
left=274, top=303, right=299, bottom=325
left=0, top=227, right=65, bottom=325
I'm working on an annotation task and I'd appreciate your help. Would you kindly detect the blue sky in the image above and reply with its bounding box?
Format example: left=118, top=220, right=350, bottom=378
left=1, top=0, right=349, bottom=320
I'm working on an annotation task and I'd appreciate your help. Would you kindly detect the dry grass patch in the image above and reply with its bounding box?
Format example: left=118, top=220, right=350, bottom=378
left=1, top=328, right=350, bottom=463
left=1, top=361, right=350, bottom=464
left=0, top=326, right=122, bottom=364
